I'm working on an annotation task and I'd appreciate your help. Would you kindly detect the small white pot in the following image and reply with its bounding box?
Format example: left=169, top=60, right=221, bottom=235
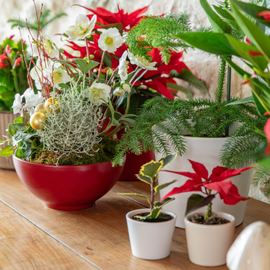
left=126, top=209, right=176, bottom=260
left=184, top=212, right=236, bottom=267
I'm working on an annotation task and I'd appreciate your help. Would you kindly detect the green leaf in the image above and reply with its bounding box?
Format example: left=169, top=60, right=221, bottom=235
left=167, top=83, right=193, bottom=100
left=0, top=99, right=9, bottom=111
left=225, top=34, right=268, bottom=71
left=85, top=60, right=99, bottom=72
left=14, top=147, right=32, bottom=159
left=112, top=118, right=120, bottom=127
left=139, top=160, right=163, bottom=179
left=13, top=116, right=23, bottom=124
left=173, top=32, right=239, bottom=56
left=118, top=193, right=150, bottom=205
left=0, top=145, right=14, bottom=156
left=136, top=173, right=152, bottom=185
left=154, top=197, right=175, bottom=208
left=158, top=152, right=177, bottom=170
left=154, top=180, right=178, bottom=194
left=231, top=0, right=270, bottom=28
left=72, top=58, right=87, bottom=72
left=226, top=96, right=254, bottom=106
left=133, top=207, right=161, bottom=220
left=170, top=68, right=209, bottom=94
left=200, top=0, right=231, bottom=33
left=230, top=0, right=270, bottom=62
left=8, top=123, right=24, bottom=136
left=185, top=194, right=216, bottom=216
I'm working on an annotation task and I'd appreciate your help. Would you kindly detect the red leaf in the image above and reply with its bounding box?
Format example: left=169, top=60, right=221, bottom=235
left=161, top=180, right=202, bottom=201
left=204, top=180, right=247, bottom=205
left=209, top=167, right=253, bottom=183
left=258, top=11, right=270, bottom=21
left=162, top=170, right=203, bottom=183
left=188, top=159, right=208, bottom=180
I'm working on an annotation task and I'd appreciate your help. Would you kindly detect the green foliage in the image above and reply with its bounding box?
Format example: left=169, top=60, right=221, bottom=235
left=118, top=153, right=177, bottom=221
left=8, top=8, right=67, bottom=31
left=0, top=116, right=42, bottom=160
left=126, top=13, right=192, bottom=64
left=113, top=96, right=267, bottom=168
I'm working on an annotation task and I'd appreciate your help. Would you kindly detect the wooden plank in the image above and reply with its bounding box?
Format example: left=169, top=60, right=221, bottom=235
left=0, top=200, right=98, bottom=270
left=0, top=169, right=229, bottom=270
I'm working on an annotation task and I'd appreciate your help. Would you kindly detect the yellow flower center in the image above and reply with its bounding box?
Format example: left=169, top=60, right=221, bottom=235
left=105, top=36, right=114, bottom=46
left=43, top=39, right=53, bottom=55
left=73, top=22, right=88, bottom=36
left=137, top=56, right=150, bottom=66
left=91, top=88, right=104, bottom=100
left=53, top=71, right=63, bottom=83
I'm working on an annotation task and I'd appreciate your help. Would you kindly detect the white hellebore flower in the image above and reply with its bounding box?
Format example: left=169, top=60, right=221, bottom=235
left=27, top=41, right=39, bottom=57
left=88, top=82, right=111, bottom=105
left=23, top=88, right=43, bottom=116
left=41, top=35, right=59, bottom=58
left=12, top=94, right=24, bottom=115
left=66, top=14, right=97, bottom=41
left=122, top=83, right=131, bottom=93
left=113, top=87, right=125, bottom=97
left=119, top=50, right=129, bottom=83
left=127, top=50, right=157, bottom=70
left=98, top=28, right=123, bottom=53
left=44, top=66, right=71, bottom=88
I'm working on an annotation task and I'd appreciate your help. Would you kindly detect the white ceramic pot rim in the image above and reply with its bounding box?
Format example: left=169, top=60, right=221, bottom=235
left=126, top=209, right=176, bottom=224
left=185, top=211, right=235, bottom=228
left=184, top=136, right=228, bottom=142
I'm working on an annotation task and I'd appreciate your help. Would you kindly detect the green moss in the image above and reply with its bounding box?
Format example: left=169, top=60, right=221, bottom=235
left=29, top=139, right=119, bottom=165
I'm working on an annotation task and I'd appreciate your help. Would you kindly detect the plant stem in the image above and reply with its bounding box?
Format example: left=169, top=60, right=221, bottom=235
left=150, top=177, right=154, bottom=211
left=97, top=51, right=106, bottom=82
left=85, top=37, right=92, bottom=86
left=205, top=202, right=213, bottom=220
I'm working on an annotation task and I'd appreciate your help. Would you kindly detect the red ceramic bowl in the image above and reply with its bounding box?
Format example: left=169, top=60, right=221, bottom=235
left=13, top=156, right=125, bottom=210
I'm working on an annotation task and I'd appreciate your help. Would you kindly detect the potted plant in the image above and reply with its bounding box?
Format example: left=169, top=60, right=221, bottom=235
left=0, top=2, right=175, bottom=210
left=0, top=36, right=29, bottom=169
left=120, top=152, right=177, bottom=260
left=161, top=159, right=252, bottom=266
left=112, top=0, right=267, bottom=227
left=61, top=4, right=207, bottom=181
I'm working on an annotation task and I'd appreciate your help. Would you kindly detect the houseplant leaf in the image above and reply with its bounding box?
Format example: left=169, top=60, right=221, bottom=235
left=185, top=194, right=215, bottom=216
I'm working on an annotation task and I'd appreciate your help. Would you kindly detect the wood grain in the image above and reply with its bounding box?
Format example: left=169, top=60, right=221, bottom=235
left=0, top=201, right=98, bottom=270
left=0, top=170, right=270, bottom=270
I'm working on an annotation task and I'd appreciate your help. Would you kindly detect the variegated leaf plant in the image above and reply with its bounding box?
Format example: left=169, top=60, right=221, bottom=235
left=119, top=152, right=177, bottom=221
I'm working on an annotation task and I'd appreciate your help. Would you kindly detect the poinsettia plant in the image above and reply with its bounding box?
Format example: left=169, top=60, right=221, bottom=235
left=161, top=159, right=252, bottom=220
left=119, top=152, right=178, bottom=221
left=63, top=5, right=208, bottom=112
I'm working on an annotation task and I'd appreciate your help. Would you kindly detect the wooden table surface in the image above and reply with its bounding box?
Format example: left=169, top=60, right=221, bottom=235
left=0, top=168, right=270, bottom=270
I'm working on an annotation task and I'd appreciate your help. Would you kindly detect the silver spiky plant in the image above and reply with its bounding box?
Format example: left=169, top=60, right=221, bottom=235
left=38, top=81, right=103, bottom=160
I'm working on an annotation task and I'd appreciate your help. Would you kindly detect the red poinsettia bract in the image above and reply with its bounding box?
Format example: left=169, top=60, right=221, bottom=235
left=161, top=159, right=252, bottom=205
left=258, top=11, right=270, bottom=21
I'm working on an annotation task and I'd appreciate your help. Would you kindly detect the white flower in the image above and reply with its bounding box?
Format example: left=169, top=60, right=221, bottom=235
left=66, top=14, right=97, bottom=41
left=87, top=82, right=111, bottom=105
left=27, top=41, right=39, bottom=57
left=44, top=66, right=71, bottom=88
left=12, top=94, right=23, bottom=115
left=122, top=83, right=131, bottom=93
left=98, top=28, right=123, bottom=53
left=113, top=87, right=125, bottom=97
left=127, top=50, right=157, bottom=70
left=41, top=35, right=59, bottom=58
left=119, top=50, right=129, bottom=82
left=23, top=88, right=43, bottom=116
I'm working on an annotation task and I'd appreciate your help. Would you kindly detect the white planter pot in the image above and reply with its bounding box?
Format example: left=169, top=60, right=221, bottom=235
left=156, top=136, right=253, bottom=228
left=126, top=209, right=176, bottom=260
left=185, top=211, right=236, bottom=267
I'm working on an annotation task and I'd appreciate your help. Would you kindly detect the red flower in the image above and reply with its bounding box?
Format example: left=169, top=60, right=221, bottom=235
left=161, top=159, right=252, bottom=205
left=249, top=51, right=263, bottom=56
left=244, top=36, right=251, bottom=45
left=5, top=45, right=11, bottom=54
left=74, top=5, right=149, bottom=31
left=258, top=11, right=270, bottom=21
left=264, top=118, right=270, bottom=155
left=0, top=54, right=10, bottom=69
left=14, top=57, right=22, bottom=67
